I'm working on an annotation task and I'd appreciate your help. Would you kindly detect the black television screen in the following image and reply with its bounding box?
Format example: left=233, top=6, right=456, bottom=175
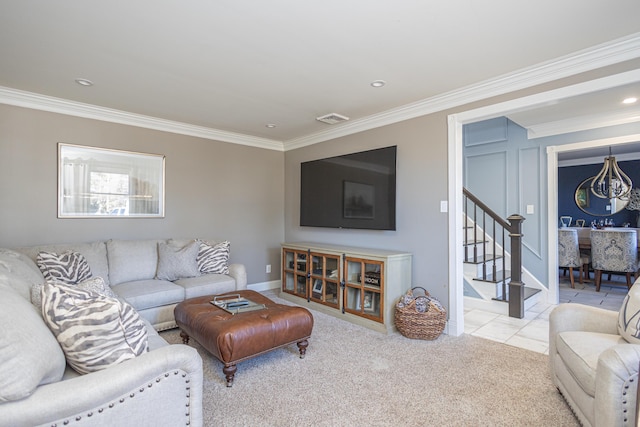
left=300, top=146, right=397, bottom=230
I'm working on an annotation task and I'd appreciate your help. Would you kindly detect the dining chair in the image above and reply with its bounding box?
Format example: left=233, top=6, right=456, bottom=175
left=559, top=216, right=572, bottom=227
left=575, top=219, right=586, bottom=227
left=558, top=229, right=590, bottom=288
left=590, top=229, right=640, bottom=291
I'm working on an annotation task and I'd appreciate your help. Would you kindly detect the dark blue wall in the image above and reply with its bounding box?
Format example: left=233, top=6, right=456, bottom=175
left=558, top=159, right=640, bottom=226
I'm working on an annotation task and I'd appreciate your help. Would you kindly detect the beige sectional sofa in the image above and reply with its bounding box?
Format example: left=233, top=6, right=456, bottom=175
left=15, top=238, right=247, bottom=330
left=0, top=238, right=247, bottom=427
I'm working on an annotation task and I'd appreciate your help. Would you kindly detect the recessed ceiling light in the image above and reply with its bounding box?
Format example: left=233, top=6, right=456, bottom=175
left=75, top=78, right=93, bottom=87
left=623, top=97, right=638, bottom=104
left=370, top=80, right=386, bottom=88
left=265, top=124, right=276, bottom=128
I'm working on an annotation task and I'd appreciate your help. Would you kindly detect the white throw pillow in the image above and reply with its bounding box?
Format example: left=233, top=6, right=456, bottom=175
left=31, top=276, right=116, bottom=309
left=156, top=240, right=200, bottom=281
left=41, top=282, right=148, bottom=374
left=197, top=240, right=230, bottom=274
left=618, top=278, right=640, bottom=344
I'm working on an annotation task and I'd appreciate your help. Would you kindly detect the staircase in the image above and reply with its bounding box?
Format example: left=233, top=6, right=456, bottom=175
left=463, top=188, right=541, bottom=317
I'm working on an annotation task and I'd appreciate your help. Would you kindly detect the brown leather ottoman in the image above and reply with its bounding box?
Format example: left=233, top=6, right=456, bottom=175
left=174, top=290, right=313, bottom=386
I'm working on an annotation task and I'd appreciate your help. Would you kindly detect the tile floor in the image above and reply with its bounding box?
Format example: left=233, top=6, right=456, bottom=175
left=464, top=273, right=630, bottom=354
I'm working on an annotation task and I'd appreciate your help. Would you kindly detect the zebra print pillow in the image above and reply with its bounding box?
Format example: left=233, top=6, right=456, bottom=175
left=36, top=251, right=92, bottom=285
left=197, top=240, right=230, bottom=274
left=41, top=282, right=148, bottom=374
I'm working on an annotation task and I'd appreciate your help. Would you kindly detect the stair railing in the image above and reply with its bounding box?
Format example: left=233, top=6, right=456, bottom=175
left=463, top=188, right=526, bottom=318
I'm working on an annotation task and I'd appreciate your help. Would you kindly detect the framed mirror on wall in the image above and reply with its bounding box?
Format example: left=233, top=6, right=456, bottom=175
left=58, top=143, right=165, bottom=218
left=574, top=176, right=628, bottom=216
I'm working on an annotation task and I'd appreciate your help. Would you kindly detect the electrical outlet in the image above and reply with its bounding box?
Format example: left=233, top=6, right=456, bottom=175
left=266, top=264, right=271, bottom=273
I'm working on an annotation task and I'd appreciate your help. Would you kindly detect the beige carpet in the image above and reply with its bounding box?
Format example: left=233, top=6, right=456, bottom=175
left=161, top=296, right=578, bottom=427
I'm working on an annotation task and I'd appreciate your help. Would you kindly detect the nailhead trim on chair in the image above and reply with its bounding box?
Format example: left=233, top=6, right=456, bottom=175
left=621, top=375, right=636, bottom=424
left=48, top=370, right=193, bottom=426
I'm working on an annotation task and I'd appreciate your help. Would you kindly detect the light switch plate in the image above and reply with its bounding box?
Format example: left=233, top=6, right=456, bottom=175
left=440, top=201, right=448, bottom=213
left=526, top=204, right=534, bottom=214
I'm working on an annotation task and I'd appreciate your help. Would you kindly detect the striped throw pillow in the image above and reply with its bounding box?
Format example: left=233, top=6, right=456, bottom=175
left=197, top=240, right=230, bottom=274
left=37, top=251, right=92, bottom=285
left=618, top=278, right=640, bottom=344
left=41, top=283, right=148, bottom=374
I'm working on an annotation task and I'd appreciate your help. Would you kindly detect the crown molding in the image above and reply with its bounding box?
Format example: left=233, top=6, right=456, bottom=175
left=558, top=151, right=640, bottom=167
left=283, top=32, right=640, bottom=151
left=526, top=109, right=640, bottom=139
left=0, top=86, right=285, bottom=151
left=1, top=33, right=639, bottom=152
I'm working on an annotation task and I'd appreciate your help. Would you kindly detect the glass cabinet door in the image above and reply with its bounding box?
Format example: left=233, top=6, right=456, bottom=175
left=282, top=249, right=308, bottom=298
left=309, top=253, right=340, bottom=308
left=344, top=257, right=383, bottom=321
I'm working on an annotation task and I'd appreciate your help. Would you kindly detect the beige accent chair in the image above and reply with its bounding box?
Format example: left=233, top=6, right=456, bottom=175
left=549, top=277, right=640, bottom=426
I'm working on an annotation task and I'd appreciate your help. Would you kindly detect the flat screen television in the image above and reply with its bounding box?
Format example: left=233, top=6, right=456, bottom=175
left=300, top=146, right=397, bottom=230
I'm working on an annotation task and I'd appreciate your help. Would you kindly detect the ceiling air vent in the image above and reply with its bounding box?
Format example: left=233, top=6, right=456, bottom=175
left=316, top=113, right=350, bottom=125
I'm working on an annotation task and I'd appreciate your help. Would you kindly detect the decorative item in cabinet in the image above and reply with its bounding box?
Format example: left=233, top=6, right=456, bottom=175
left=309, top=252, right=340, bottom=308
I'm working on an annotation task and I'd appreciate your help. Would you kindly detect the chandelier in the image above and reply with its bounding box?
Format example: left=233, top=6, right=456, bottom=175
left=590, top=147, right=633, bottom=199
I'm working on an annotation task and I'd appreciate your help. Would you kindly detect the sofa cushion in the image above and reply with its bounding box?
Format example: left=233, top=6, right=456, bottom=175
left=156, top=240, right=199, bottom=281
left=111, top=279, right=185, bottom=311
left=618, top=277, right=640, bottom=344
left=0, top=249, right=44, bottom=300
left=175, top=273, right=237, bottom=299
left=556, top=330, right=626, bottom=397
left=107, top=239, right=161, bottom=285
left=31, top=276, right=117, bottom=309
left=41, top=282, right=149, bottom=374
left=16, top=241, right=110, bottom=285
left=0, top=282, right=66, bottom=402
left=36, top=250, right=92, bottom=285
left=197, top=240, right=230, bottom=274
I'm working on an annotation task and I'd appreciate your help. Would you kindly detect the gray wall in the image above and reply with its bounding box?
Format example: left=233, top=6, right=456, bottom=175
left=284, top=114, right=452, bottom=304
left=0, top=104, right=285, bottom=285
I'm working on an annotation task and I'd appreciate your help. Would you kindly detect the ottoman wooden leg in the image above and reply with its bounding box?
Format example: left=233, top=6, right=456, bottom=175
left=179, top=331, right=190, bottom=344
left=297, top=339, right=309, bottom=359
left=223, top=364, right=237, bottom=387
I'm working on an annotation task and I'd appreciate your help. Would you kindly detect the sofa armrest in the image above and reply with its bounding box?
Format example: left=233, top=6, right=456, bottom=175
left=0, top=344, right=203, bottom=427
left=549, top=303, right=619, bottom=337
left=229, top=263, right=247, bottom=290
left=595, top=344, right=640, bottom=426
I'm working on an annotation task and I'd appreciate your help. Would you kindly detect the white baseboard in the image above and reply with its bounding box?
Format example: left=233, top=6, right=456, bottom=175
left=247, top=280, right=281, bottom=292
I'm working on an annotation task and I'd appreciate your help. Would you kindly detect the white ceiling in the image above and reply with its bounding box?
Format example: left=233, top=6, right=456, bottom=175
left=1, top=1, right=640, bottom=148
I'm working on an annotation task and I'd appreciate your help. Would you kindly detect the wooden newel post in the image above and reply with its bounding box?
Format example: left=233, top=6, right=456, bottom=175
left=507, top=214, right=525, bottom=319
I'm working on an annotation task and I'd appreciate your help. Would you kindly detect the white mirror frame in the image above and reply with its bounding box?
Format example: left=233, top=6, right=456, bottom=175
left=58, top=143, right=165, bottom=218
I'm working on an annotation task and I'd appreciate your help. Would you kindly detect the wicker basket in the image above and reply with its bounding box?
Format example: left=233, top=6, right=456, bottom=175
left=395, top=287, right=446, bottom=340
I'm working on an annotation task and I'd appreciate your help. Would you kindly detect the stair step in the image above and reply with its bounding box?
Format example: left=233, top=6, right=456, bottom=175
left=491, top=286, right=541, bottom=303
left=473, top=270, right=511, bottom=284
left=463, top=254, right=504, bottom=264
left=524, top=287, right=541, bottom=300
